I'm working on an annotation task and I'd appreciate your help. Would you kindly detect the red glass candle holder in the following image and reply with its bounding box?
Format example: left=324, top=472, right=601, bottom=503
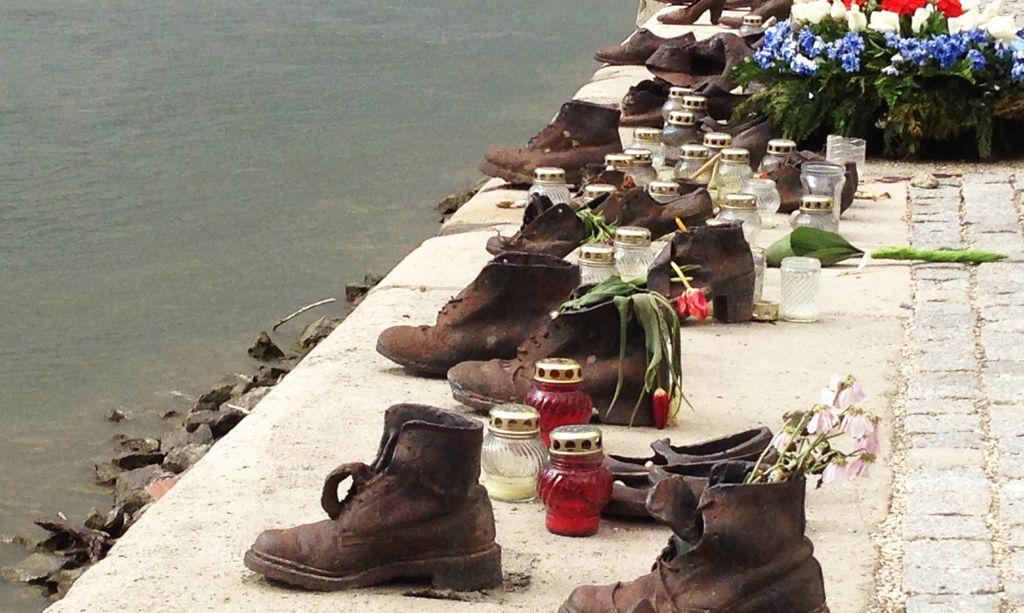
left=536, top=425, right=613, bottom=537
left=525, top=358, right=593, bottom=446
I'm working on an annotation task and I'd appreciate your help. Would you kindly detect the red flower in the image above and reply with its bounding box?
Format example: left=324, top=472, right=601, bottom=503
left=879, top=0, right=926, bottom=15
left=652, top=388, right=670, bottom=430
left=675, top=288, right=709, bottom=321
left=842, top=0, right=865, bottom=8
left=935, top=0, right=964, bottom=17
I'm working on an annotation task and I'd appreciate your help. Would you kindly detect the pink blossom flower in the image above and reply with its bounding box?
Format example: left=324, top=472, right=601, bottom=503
left=822, top=460, right=849, bottom=486
left=848, top=455, right=874, bottom=478
left=853, top=428, right=882, bottom=456
left=836, top=380, right=867, bottom=411
left=772, top=430, right=794, bottom=453
left=807, top=405, right=840, bottom=434
left=842, top=408, right=875, bottom=439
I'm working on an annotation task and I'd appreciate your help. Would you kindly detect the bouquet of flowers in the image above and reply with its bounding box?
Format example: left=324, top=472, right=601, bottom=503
left=733, top=0, right=1024, bottom=158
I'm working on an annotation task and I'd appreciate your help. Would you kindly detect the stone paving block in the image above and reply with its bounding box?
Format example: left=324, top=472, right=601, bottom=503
left=905, top=414, right=979, bottom=435
left=914, top=345, right=979, bottom=372
left=963, top=172, right=1013, bottom=185
left=913, top=264, right=971, bottom=279
left=906, top=372, right=980, bottom=401
left=913, top=309, right=978, bottom=331
left=983, top=373, right=1024, bottom=405
left=905, top=594, right=1001, bottom=613
left=963, top=184, right=1018, bottom=227
left=978, top=291, right=1024, bottom=308
left=1001, top=454, right=1024, bottom=479
left=916, top=276, right=972, bottom=292
left=980, top=330, right=1024, bottom=362
left=902, top=515, right=989, bottom=540
left=911, top=432, right=985, bottom=449
left=913, top=224, right=964, bottom=250
left=1005, top=580, right=1024, bottom=608
left=912, top=210, right=961, bottom=225
left=906, top=447, right=985, bottom=470
left=911, top=326, right=976, bottom=347
left=904, top=540, right=993, bottom=569
left=905, top=398, right=978, bottom=416
left=1000, top=480, right=1024, bottom=526
left=977, top=263, right=1024, bottom=293
left=971, top=231, right=1024, bottom=256
left=902, top=566, right=999, bottom=595
left=916, top=301, right=976, bottom=316
left=906, top=468, right=991, bottom=516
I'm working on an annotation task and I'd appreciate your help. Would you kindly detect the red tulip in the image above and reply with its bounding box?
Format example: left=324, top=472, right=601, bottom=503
left=652, top=387, right=670, bottom=429
left=675, top=288, right=708, bottom=321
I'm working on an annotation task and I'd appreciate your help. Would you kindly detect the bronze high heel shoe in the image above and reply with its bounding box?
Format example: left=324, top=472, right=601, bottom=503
left=658, top=0, right=728, bottom=25
left=720, top=0, right=793, bottom=27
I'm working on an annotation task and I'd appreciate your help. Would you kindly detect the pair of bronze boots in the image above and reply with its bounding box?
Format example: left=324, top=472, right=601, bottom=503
left=376, top=222, right=755, bottom=427
left=244, top=406, right=827, bottom=612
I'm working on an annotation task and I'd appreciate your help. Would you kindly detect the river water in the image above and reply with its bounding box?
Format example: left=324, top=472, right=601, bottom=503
left=0, top=1, right=630, bottom=609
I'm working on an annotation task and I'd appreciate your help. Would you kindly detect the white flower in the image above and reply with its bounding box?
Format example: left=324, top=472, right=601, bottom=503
left=981, top=0, right=1004, bottom=23
left=948, top=10, right=980, bottom=32
left=847, top=4, right=868, bottom=31
left=868, top=10, right=901, bottom=33
left=830, top=0, right=847, bottom=19
left=911, top=6, right=933, bottom=33
left=881, top=65, right=900, bottom=75
left=792, top=0, right=832, bottom=24
left=985, top=15, right=1018, bottom=41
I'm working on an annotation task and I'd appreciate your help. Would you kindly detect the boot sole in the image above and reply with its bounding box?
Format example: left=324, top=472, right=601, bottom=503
left=449, top=381, right=505, bottom=413
left=244, top=543, right=503, bottom=592
left=478, top=159, right=533, bottom=185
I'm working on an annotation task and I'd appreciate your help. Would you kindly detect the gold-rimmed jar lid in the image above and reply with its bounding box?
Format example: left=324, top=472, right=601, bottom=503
left=549, top=425, right=604, bottom=456
left=534, top=358, right=584, bottom=384
left=753, top=300, right=779, bottom=322
left=614, top=225, right=652, bottom=246
left=605, top=153, right=633, bottom=170
left=766, top=139, right=797, bottom=155
left=703, top=132, right=732, bottom=149
left=488, top=404, right=541, bottom=438
left=667, top=110, right=696, bottom=127
left=800, top=195, right=834, bottom=212
left=633, top=127, right=662, bottom=143
left=720, top=147, right=750, bottom=163
left=582, top=183, right=617, bottom=199
left=624, top=148, right=653, bottom=165
left=681, top=144, right=711, bottom=160
left=668, top=86, right=694, bottom=100
left=533, top=167, right=567, bottom=185
left=579, top=243, right=615, bottom=266
left=648, top=180, right=680, bottom=197
left=682, top=95, right=707, bottom=111
left=722, top=193, right=757, bottom=209
left=742, top=13, right=763, bottom=26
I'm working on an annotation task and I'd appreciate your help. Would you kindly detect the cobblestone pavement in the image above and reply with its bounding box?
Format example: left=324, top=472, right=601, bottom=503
left=875, top=171, right=1024, bottom=612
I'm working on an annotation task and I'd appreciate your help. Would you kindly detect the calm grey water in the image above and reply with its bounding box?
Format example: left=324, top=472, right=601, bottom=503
left=0, top=1, right=631, bottom=609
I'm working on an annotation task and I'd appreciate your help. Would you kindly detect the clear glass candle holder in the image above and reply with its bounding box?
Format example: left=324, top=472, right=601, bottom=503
left=780, top=256, right=821, bottom=322
left=801, top=162, right=845, bottom=226
left=742, top=178, right=781, bottom=228
left=826, top=135, right=866, bottom=176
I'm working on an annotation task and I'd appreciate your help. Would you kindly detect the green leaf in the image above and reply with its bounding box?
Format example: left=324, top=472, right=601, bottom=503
left=766, top=228, right=864, bottom=267
left=559, top=276, right=639, bottom=312
left=765, top=233, right=796, bottom=268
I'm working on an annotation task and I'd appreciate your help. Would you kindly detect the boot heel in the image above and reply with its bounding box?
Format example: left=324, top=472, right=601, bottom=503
left=712, top=275, right=754, bottom=323
left=430, top=545, right=503, bottom=591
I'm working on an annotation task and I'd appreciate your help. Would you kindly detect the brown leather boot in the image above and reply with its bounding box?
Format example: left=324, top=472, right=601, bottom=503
left=485, top=192, right=616, bottom=257
left=611, top=186, right=715, bottom=241
left=562, top=462, right=829, bottom=613
left=721, top=0, right=793, bottom=27
left=646, top=33, right=752, bottom=90
left=376, top=252, right=579, bottom=375
left=244, top=404, right=503, bottom=591
left=648, top=222, right=755, bottom=323
left=480, top=101, right=623, bottom=184
left=657, top=0, right=728, bottom=25
left=447, top=298, right=658, bottom=427
left=621, top=79, right=672, bottom=128
left=770, top=152, right=859, bottom=215
left=700, top=116, right=775, bottom=168
left=595, top=30, right=696, bottom=66
left=602, top=427, right=774, bottom=519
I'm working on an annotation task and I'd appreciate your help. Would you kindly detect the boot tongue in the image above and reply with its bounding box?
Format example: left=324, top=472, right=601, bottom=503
left=645, top=475, right=701, bottom=543
left=707, top=459, right=757, bottom=486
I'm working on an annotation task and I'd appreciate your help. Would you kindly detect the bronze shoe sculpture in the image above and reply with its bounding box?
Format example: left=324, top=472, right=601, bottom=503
left=769, top=151, right=859, bottom=215
left=595, top=30, right=696, bottom=66
left=480, top=100, right=623, bottom=184
left=621, top=79, right=673, bottom=128
left=603, top=427, right=774, bottom=518
left=244, top=404, right=503, bottom=592
left=658, top=0, right=728, bottom=25
left=377, top=252, right=579, bottom=375
left=721, top=0, right=793, bottom=27
left=447, top=298, right=656, bottom=426
left=699, top=115, right=775, bottom=168
left=645, top=33, right=753, bottom=91
left=647, top=222, right=756, bottom=323
left=612, top=186, right=715, bottom=241
left=484, top=192, right=615, bottom=257
left=561, top=461, right=829, bottom=613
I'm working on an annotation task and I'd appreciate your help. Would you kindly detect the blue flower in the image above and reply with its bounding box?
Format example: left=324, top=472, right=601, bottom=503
left=1012, top=61, right=1024, bottom=81
left=840, top=52, right=860, bottom=73
left=884, top=32, right=901, bottom=49
left=966, top=49, right=986, bottom=71
left=789, top=54, right=819, bottom=76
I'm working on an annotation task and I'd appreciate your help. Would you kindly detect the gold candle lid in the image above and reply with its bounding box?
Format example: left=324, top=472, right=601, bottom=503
left=722, top=193, right=757, bottom=209
left=614, top=225, right=652, bottom=246
left=549, top=425, right=604, bottom=456
left=633, top=127, right=662, bottom=143
left=624, top=148, right=654, bottom=165
left=681, top=144, right=711, bottom=160
left=666, top=110, right=696, bottom=127
left=579, top=243, right=615, bottom=266
left=534, top=358, right=583, bottom=384
left=648, top=180, right=680, bottom=197
left=753, top=300, right=779, bottom=322
left=720, top=147, right=750, bottom=163
left=605, top=153, right=634, bottom=170
left=703, top=132, right=732, bottom=149
left=800, top=195, right=834, bottom=212
left=533, top=167, right=567, bottom=185
left=582, top=184, right=617, bottom=200
left=742, top=14, right=763, bottom=26
left=488, top=404, right=541, bottom=438
left=668, top=86, right=694, bottom=100
left=767, top=139, right=797, bottom=155
left=682, top=95, right=707, bottom=111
